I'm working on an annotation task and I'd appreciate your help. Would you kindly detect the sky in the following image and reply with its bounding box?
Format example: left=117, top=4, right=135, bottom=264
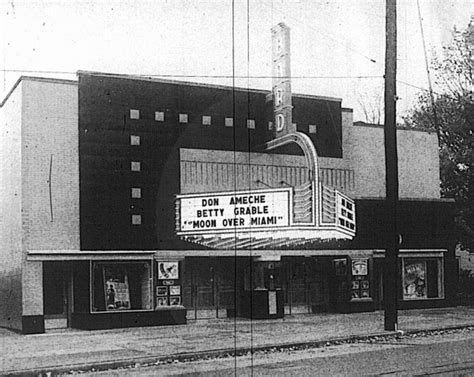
left=1, top=0, right=472, bottom=122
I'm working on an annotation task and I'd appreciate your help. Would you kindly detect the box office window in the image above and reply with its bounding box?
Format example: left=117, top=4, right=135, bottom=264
left=402, top=258, right=444, bottom=300
left=92, top=262, right=153, bottom=312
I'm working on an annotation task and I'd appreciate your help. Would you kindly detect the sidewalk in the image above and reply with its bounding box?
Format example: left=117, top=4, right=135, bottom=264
left=1, top=306, right=473, bottom=376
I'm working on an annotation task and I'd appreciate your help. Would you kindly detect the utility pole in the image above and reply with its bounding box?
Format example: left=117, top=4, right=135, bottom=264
left=383, top=0, right=399, bottom=331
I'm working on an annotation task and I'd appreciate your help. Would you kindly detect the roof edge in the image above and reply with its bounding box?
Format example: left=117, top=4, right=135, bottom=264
left=77, top=70, right=343, bottom=102
left=1, top=76, right=77, bottom=108
left=353, top=121, right=437, bottom=134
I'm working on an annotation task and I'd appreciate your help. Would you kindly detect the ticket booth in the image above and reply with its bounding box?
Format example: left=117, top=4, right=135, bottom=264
left=239, top=258, right=284, bottom=319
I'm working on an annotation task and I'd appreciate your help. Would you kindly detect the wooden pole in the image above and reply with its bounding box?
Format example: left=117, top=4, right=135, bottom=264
left=383, top=0, right=399, bottom=331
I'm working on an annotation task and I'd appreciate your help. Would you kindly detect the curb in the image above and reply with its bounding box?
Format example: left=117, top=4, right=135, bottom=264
left=4, top=324, right=474, bottom=376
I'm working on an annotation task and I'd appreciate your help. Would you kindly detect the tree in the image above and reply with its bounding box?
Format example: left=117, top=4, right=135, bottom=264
left=356, top=84, right=383, bottom=125
left=404, top=17, right=474, bottom=251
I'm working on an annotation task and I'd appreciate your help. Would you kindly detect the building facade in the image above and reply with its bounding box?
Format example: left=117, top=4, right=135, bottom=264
left=0, top=72, right=456, bottom=334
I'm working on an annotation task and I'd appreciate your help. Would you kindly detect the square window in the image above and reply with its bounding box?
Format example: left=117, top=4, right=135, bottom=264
left=225, top=117, right=233, bottom=127
left=202, top=115, right=211, bottom=125
left=268, top=121, right=273, bottom=130
left=130, top=109, right=140, bottom=120
left=131, top=161, right=141, bottom=172
left=179, top=113, right=188, bottom=124
left=130, top=135, right=140, bottom=146
left=309, top=124, right=317, bottom=134
left=132, top=214, right=142, bottom=225
left=131, top=188, right=142, bottom=198
left=155, top=111, right=164, bottom=121
left=247, top=119, right=256, bottom=129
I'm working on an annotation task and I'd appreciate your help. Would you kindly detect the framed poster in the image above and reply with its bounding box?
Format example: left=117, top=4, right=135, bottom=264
left=334, top=259, right=347, bottom=276
left=361, top=280, right=369, bottom=290
left=361, top=290, right=370, bottom=298
left=156, top=286, right=168, bottom=296
left=169, top=285, right=181, bottom=296
left=351, top=290, right=360, bottom=299
left=158, top=262, right=179, bottom=280
left=103, top=266, right=131, bottom=311
left=351, top=281, right=360, bottom=290
left=170, top=296, right=181, bottom=306
left=403, top=261, right=427, bottom=299
left=156, top=297, right=169, bottom=307
left=352, top=259, right=368, bottom=276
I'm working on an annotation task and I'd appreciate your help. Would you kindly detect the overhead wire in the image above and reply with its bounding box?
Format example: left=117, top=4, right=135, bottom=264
left=416, top=0, right=440, bottom=139
left=260, top=0, right=378, bottom=64
left=0, top=68, right=382, bottom=79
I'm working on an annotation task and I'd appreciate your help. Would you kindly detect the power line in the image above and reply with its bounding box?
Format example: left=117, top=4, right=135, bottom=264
left=260, top=0, right=381, bottom=68
left=397, top=79, right=461, bottom=103
left=416, top=0, right=440, bottom=140
left=0, top=68, right=382, bottom=79
left=261, top=1, right=378, bottom=64
left=353, top=5, right=456, bottom=34
left=396, top=79, right=428, bottom=92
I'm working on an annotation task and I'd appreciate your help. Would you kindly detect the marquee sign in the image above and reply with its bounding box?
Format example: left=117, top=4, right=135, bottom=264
left=173, top=23, right=357, bottom=249
left=272, top=23, right=295, bottom=137
left=177, top=188, right=291, bottom=234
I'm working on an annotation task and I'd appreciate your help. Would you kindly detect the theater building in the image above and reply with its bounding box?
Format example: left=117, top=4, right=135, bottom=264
left=0, top=26, right=456, bottom=334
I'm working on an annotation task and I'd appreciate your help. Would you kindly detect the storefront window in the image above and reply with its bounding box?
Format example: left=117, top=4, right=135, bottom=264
left=402, top=258, right=444, bottom=300
left=92, top=262, right=153, bottom=312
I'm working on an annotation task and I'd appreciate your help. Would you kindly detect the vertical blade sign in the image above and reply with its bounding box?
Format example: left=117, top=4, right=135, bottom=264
left=272, top=23, right=294, bottom=137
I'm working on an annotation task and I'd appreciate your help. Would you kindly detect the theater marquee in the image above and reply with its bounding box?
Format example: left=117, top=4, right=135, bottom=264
left=177, top=188, right=291, bottom=233
left=173, top=23, right=356, bottom=250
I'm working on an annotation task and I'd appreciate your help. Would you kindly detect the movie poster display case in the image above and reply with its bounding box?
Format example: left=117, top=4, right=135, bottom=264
left=333, top=256, right=375, bottom=313
left=70, top=259, right=186, bottom=330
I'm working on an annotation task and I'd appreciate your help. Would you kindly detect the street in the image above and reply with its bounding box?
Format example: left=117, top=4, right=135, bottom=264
left=73, top=329, right=474, bottom=376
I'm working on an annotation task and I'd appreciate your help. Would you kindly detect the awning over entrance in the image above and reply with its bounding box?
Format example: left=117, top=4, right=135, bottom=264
left=27, top=250, right=155, bottom=261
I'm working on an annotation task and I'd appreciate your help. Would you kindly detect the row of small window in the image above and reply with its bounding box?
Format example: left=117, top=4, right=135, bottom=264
left=130, top=109, right=318, bottom=134
left=131, top=185, right=142, bottom=225
left=131, top=109, right=254, bottom=127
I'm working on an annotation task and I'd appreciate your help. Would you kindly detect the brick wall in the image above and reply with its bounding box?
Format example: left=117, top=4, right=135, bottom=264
left=345, top=122, right=440, bottom=199
left=0, top=80, right=23, bottom=330
left=22, top=79, right=80, bottom=251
